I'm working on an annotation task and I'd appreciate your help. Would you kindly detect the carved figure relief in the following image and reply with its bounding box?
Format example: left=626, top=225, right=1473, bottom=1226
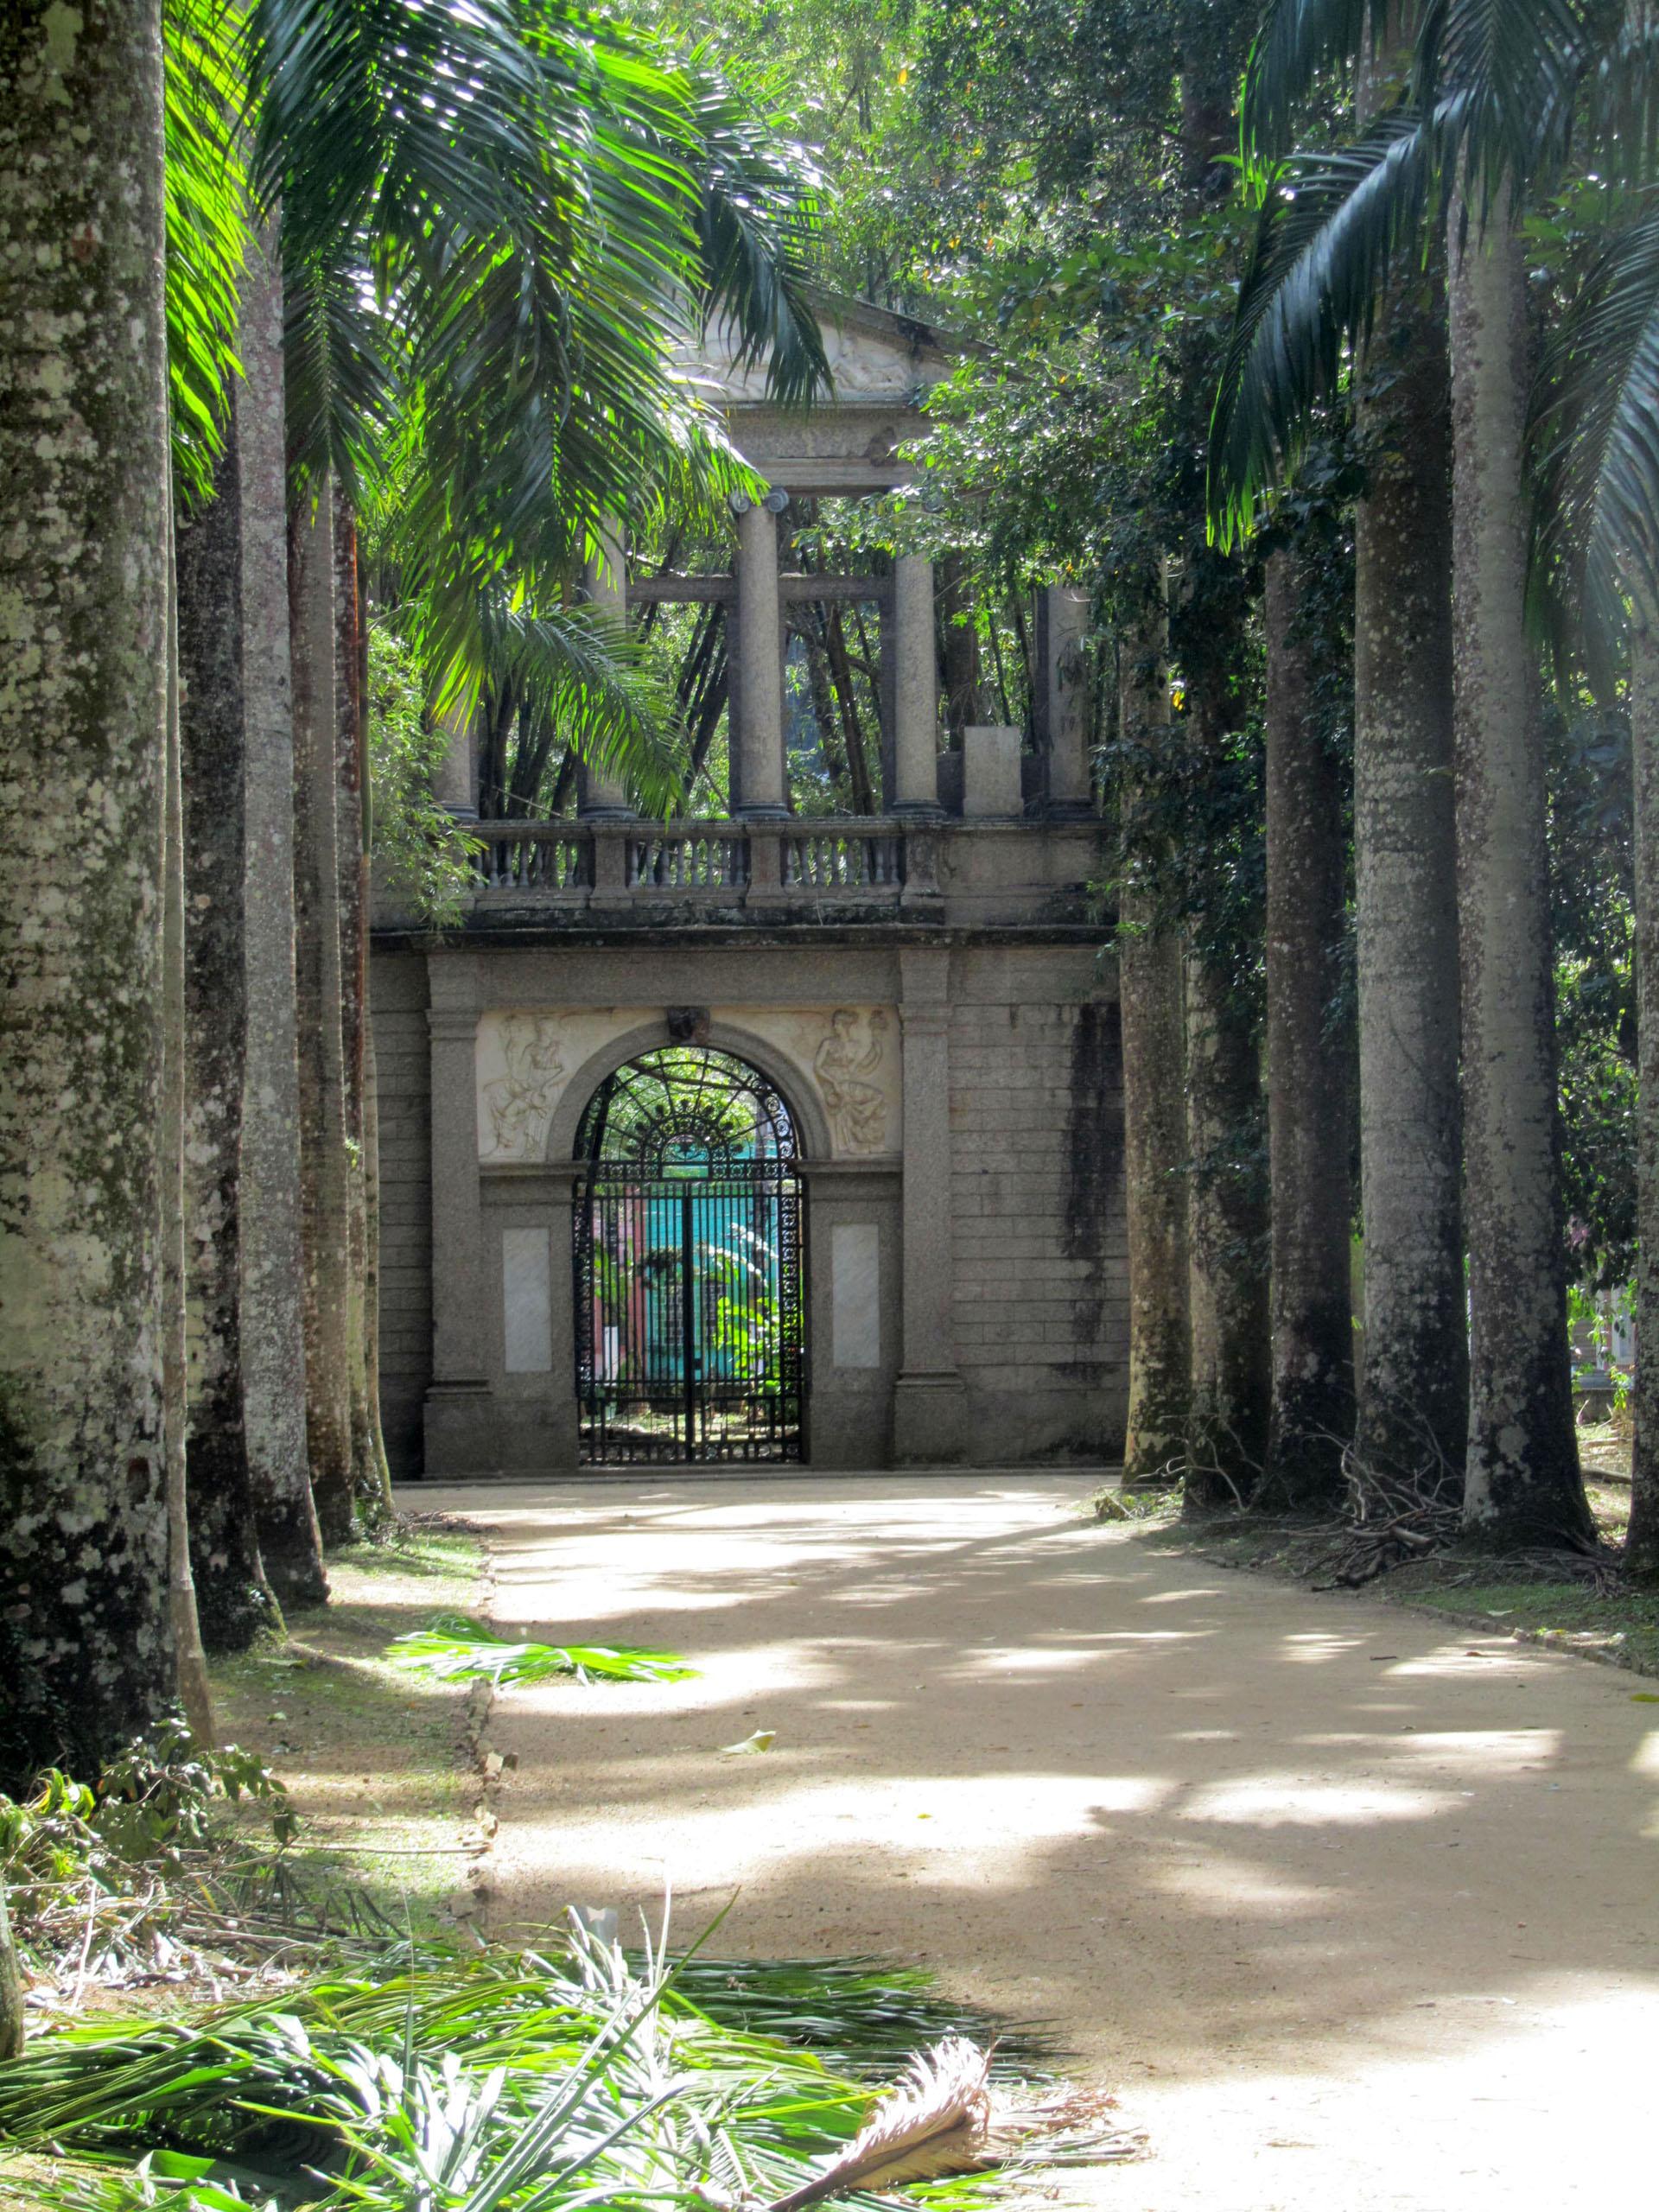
left=482, top=1014, right=565, bottom=1160
left=814, top=1007, right=890, bottom=1154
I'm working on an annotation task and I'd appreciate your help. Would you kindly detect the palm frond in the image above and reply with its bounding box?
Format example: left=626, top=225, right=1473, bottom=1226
left=0, top=1929, right=1142, bottom=2210
left=1243, top=0, right=1387, bottom=158
left=1209, top=111, right=1433, bottom=543
left=1530, top=194, right=1659, bottom=675
left=1416, top=0, right=1598, bottom=194
left=678, top=48, right=831, bottom=408
left=162, top=0, right=251, bottom=503
left=386, top=1614, right=699, bottom=1684
left=282, top=247, right=400, bottom=500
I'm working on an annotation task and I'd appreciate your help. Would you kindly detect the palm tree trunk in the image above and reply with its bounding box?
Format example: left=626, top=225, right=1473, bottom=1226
left=333, top=487, right=385, bottom=1516
left=175, top=410, right=281, bottom=1654
left=0, top=1877, right=21, bottom=2058
left=0, top=0, right=176, bottom=1787
left=163, top=485, right=216, bottom=1746
left=1183, top=913, right=1271, bottom=1511
left=1348, top=23, right=1467, bottom=1505
left=1629, top=613, right=1659, bottom=1581
left=1448, top=192, right=1592, bottom=1548
left=363, top=1019, right=394, bottom=1503
left=238, top=222, right=327, bottom=1606
left=1116, top=605, right=1191, bottom=1482
left=1351, top=256, right=1469, bottom=1501
left=290, top=478, right=355, bottom=1546
left=1257, top=544, right=1353, bottom=1512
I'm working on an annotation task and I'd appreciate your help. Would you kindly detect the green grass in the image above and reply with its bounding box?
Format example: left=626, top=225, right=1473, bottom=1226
left=1382, top=1571, right=1659, bottom=1672
left=206, top=1518, right=488, bottom=1932
left=1120, top=1481, right=1659, bottom=1678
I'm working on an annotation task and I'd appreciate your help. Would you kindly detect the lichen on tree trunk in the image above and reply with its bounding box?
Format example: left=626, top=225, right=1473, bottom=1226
left=0, top=0, right=177, bottom=1786
left=0, top=1876, right=22, bottom=2058
left=238, top=224, right=327, bottom=1606
left=1449, top=191, right=1591, bottom=1548
left=1116, top=604, right=1191, bottom=1484
left=1350, top=251, right=1468, bottom=1502
left=1257, top=543, right=1353, bottom=1514
left=333, top=490, right=390, bottom=1517
left=176, top=408, right=281, bottom=1654
left=1182, top=939, right=1271, bottom=1513
left=1629, top=614, right=1659, bottom=1582
left=290, top=477, right=355, bottom=1547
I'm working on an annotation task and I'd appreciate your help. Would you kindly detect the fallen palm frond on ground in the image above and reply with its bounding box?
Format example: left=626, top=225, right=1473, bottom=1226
left=0, top=1918, right=1143, bottom=2211
left=388, top=1615, right=699, bottom=1685
left=658, top=1957, right=1059, bottom=2081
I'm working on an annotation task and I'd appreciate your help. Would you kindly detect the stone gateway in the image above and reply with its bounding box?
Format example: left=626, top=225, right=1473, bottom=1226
left=370, top=297, right=1128, bottom=1474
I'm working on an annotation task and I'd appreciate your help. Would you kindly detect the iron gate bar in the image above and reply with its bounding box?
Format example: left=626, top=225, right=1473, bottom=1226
left=573, top=1160, right=807, bottom=1466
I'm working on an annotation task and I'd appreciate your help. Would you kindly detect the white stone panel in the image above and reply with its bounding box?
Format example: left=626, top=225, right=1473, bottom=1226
left=832, top=1223, right=881, bottom=1369
left=502, top=1226, right=552, bottom=1373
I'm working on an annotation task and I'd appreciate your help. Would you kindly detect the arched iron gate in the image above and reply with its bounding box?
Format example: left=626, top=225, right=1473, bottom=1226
left=572, top=1052, right=806, bottom=1465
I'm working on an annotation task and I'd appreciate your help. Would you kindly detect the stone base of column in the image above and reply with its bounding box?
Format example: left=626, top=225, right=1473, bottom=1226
left=892, top=1370, right=969, bottom=1464
left=423, top=1383, right=498, bottom=1478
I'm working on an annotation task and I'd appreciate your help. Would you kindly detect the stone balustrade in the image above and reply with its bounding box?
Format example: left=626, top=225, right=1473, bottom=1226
left=385, top=813, right=1104, bottom=935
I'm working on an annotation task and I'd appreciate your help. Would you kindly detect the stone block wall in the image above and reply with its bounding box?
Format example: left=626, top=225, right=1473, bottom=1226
left=948, top=989, right=1128, bottom=1463
left=371, top=952, right=432, bottom=1475
left=368, top=937, right=1128, bottom=1477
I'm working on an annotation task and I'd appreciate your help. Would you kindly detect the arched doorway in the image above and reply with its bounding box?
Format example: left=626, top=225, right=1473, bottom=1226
left=572, top=1047, right=806, bottom=1465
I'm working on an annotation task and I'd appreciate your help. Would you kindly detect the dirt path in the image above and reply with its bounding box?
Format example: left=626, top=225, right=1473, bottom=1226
left=413, top=1475, right=1657, bottom=2211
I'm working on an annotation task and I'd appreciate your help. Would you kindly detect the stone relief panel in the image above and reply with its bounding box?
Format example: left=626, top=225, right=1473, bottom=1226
left=476, top=1003, right=901, bottom=1162
left=706, top=1005, right=900, bottom=1159
left=476, top=1007, right=656, bottom=1160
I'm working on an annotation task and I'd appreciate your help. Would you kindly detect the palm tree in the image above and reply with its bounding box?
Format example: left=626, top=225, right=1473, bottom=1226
left=0, top=0, right=178, bottom=1786
left=1209, top=0, right=1659, bottom=1546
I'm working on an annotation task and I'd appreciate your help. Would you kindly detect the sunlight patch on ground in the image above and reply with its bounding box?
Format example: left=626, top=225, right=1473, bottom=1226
left=1180, top=1773, right=1457, bottom=1827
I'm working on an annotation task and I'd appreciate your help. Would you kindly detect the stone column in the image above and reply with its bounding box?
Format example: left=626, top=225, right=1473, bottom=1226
left=893, top=947, right=967, bottom=1460
left=579, top=521, right=633, bottom=819
left=423, top=951, right=494, bottom=1474
left=891, top=555, right=942, bottom=814
left=432, top=702, right=477, bottom=820
left=734, top=491, right=789, bottom=817
left=1043, top=582, right=1094, bottom=817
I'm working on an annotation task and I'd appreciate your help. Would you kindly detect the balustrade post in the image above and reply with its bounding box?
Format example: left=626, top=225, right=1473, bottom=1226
left=733, top=491, right=790, bottom=817
left=899, top=821, right=944, bottom=912
left=743, top=819, right=787, bottom=908
left=891, top=555, right=943, bottom=815
left=579, top=521, right=634, bottom=820
left=589, top=821, right=631, bottom=907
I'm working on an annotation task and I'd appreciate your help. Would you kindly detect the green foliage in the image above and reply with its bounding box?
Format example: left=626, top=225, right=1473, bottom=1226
left=162, top=0, right=250, bottom=505
left=1214, top=0, right=1659, bottom=655
left=0, top=1719, right=294, bottom=1941
left=365, top=622, right=480, bottom=924
left=386, top=1616, right=699, bottom=1685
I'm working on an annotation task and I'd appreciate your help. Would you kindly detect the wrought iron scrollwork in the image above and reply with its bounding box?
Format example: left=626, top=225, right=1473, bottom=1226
left=574, top=1048, right=805, bottom=1465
